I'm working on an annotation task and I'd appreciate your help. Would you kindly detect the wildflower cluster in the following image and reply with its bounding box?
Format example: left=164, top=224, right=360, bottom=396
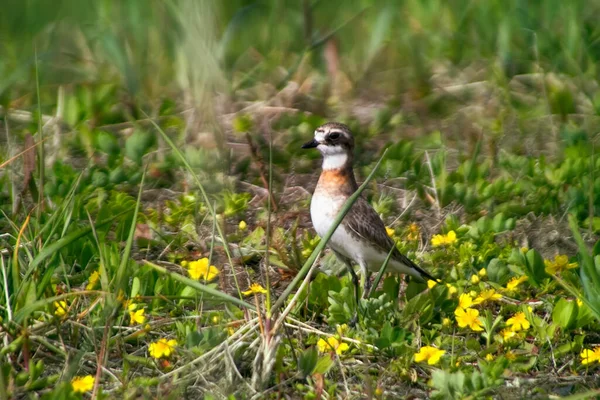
left=454, top=293, right=484, bottom=331
left=317, top=336, right=349, bottom=355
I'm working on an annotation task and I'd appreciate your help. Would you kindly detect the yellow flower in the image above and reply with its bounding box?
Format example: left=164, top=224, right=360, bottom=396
left=71, top=375, right=95, bottom=393
left=407, top=223, right=420, bottom=241
left=442, top=317, right=451, bottom=327
left=454, top=307, right=484, bottom=331
left=506, top=312, right=530, bottom=331
left=386, top=227, right=395, bottom=237
left=317, top=337, right=349, bottom=355
left=457, top=293, right=473, bottom=310
left=506, top=351, right=517, bottom=361
left=576, top=298, right=583, bottom=307
left=505, top=276, right=528, bottom=292
left=471, top=275, right=480, bottom=284
left=129, top=307, right=146, bottom=326
left=544, top=255, right=578, bottom=275
left=54, top=300, right=68, bottom=317
left=148, top=338, right=177, bottom=359
left=239, top=220, right=247, bottom=231
left=485, top=353, right=494, bottom=361
left=580, top=348, right=600, bottom=365
left=500, top=328, right=517, bottom=341
left=86, top=270, right=100, bottom=290
left=242, top=283, right=268, bottom=296
left=478, top=268, right=487, bottom=277
left=414, top=346, right=446, bottom=365
left=186, top=258, right=219, bottom=281
left=431, top=230, right=457, bottom=247
left=447, top=284, right=458, bottom=296
left=473, top=289, right=502, bottom=305
left=427, top=280, right=438, bottom=289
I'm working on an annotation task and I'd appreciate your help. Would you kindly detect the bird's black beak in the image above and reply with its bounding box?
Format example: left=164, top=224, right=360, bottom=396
left=302, top=139, right=319, bottom=149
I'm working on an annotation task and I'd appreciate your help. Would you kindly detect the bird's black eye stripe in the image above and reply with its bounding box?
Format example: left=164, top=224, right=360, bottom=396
left=329, top=131, right=341, bottom=140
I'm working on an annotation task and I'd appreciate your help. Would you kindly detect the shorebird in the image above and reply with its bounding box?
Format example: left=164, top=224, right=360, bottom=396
left=302, top=122, right=436, bottom=321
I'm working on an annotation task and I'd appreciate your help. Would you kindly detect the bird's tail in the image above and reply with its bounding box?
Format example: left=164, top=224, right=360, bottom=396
left=393, top=250, right=440, bottom=283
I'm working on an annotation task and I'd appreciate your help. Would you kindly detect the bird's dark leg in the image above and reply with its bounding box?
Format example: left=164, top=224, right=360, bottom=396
left=334, top=251, right=360, bottom=326
left=347, top=266, right=360, bottom=327
left=359, top=262, right=371, bottom=299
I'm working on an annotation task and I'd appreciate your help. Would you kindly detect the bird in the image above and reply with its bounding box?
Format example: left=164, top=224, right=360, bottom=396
left=302, top=122, right=436, bottom=322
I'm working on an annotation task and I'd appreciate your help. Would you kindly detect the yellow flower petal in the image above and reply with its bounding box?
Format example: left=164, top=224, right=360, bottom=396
left=54, top=300, right=68, bottom=317
left=505, top=276, right=528, bottom=291
left=506, top=312, right=530, bottom=331
left=414, top=346, right=446, bottom=365
left=473, top=289, right=502, bottom=305
left=580, top=348, right=600, bottom=365
left=71, top=375, right=95, bottom=393
left=187, top=258, right=219, bottom=281
left=458, top=293, right=473, bottom=310
left=149, top=338, right=177, bottom=359
left=129, top=308, right=146, bottom=326
left=317, top=337, right=349, bottom=355
left=86, top=270, right=100, bottom=290
left=455, top=307, right=484, bottom=331
left=242, top=282, right=268, bottom=296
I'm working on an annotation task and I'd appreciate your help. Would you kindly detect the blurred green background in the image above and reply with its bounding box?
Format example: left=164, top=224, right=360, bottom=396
left=3, top=0, right=600, bottom=114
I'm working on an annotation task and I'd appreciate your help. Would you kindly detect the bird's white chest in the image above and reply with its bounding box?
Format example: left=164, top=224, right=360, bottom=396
left=310, top=192, right=344, bottom=237
left=309, top=190, right=394, bottom=270
left=310, top=192, right=362, bottom=260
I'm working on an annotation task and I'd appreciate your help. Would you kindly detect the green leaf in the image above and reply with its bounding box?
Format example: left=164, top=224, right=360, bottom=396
left=125, top=130, right=155, bottom=164
left=552, top=298, right=578, bottom=330
left=298, top=347, right=318, bottom=378
left=313, top=355, right=334, bottom=375
left=486, top=258, right=510, bottom=285
left=523, top=249, right=549, bottom=286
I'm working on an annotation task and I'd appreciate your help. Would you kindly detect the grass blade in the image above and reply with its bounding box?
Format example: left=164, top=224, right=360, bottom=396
left=20, top=209, right=133, bottom=290
left=113, top=166, right=146, bottom=293
left=143, top=261, right=255, bottom=311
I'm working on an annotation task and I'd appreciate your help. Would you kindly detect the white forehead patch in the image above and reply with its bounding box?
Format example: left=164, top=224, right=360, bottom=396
left=314, top=129, right=327, bottom=142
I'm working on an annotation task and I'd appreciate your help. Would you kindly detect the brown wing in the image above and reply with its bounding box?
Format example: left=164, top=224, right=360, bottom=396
left=344, top=197, right=436, bottom=281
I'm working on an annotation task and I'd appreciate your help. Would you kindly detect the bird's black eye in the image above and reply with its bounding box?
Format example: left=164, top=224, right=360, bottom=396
left=329, top=132, right=341, bottom=140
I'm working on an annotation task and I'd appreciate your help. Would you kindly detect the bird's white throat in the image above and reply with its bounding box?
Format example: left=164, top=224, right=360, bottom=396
left=321, top=153, right=348, bottom=170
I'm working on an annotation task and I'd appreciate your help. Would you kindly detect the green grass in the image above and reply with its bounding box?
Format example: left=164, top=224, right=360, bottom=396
left=2, top=1, right=600, bottom=398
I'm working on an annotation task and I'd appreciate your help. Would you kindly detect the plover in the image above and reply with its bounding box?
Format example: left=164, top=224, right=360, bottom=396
left=302, top=122, right=436, bottom=318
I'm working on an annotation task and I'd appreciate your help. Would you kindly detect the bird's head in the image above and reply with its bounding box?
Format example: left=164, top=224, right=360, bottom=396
left=302, top=122, right=354, bottom=170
